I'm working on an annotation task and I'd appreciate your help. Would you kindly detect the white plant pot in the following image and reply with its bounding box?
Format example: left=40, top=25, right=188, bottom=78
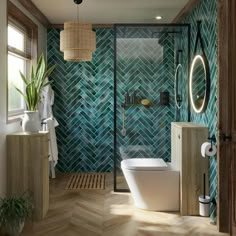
left=22, top=111, right=41, bottom=133
left=2, top=221, right=25, bottom=236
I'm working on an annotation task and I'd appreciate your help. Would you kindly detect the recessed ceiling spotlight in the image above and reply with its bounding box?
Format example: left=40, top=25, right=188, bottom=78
left=155, top=16, right=163, bottom=20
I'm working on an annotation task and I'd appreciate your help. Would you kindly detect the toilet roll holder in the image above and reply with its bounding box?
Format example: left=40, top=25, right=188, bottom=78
left=208, top=135, right=216, bottom=151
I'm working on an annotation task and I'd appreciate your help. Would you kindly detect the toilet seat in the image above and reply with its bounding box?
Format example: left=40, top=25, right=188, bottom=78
left=121, top=158, right=168, bottom=171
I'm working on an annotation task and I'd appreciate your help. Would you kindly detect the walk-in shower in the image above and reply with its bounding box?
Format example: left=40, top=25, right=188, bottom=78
left=113, top=24, right=190, bottom=191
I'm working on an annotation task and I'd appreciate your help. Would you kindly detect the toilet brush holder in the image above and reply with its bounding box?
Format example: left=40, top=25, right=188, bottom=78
left=199, top=195, right=211, bottom=216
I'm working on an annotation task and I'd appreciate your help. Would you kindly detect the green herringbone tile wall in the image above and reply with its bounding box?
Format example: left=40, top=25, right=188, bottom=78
left=47, top=29, right=114, bottom=172
left=180, top=0, right=218, bottom=218
left=47, top=27, right=180, bottom=173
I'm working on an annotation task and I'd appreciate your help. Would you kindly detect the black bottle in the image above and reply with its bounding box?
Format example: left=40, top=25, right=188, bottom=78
left=125, top=92, right=130, bottom=104
left=132, top=91, right=137, bottom=104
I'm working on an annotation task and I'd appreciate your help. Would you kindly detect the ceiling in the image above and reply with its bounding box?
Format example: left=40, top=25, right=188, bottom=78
left=31, top=0, right=189, bottom=24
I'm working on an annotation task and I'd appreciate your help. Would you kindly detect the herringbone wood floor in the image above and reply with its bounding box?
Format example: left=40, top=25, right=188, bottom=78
left=22, top=173, right=229, bottom=236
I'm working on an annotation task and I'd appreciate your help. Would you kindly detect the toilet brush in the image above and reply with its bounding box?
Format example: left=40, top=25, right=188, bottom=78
left=199, top=173, right=210, bottom=216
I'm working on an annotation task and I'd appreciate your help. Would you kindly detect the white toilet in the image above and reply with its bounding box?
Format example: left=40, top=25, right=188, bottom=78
left=121, top=158, right=180, bottom=211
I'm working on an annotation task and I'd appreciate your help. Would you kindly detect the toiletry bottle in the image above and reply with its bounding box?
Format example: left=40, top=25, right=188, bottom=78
left=125, top=92, right=130, bottom=104
left=132, top=91, right=137, bottom=104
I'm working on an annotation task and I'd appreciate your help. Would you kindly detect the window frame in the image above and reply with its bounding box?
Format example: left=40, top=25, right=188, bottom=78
left=7, top=0, right=38, bottom=123
left=8, top=51, right=27, bottom=117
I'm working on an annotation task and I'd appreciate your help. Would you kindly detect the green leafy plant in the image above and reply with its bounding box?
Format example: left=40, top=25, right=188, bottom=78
left=15, top=54, right=56, bottom=111
left=0, top=194, right=33, bottom=230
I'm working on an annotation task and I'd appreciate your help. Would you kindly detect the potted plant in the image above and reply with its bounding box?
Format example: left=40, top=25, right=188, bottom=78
left=0, top=194, right=33, bottom=236
left=15, top=54, right=56, bottom=133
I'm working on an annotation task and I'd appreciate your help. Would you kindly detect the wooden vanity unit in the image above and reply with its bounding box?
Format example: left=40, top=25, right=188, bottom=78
left=171, top=122, right=209, bottom=216
left=7, top=132, right=49, bottom=220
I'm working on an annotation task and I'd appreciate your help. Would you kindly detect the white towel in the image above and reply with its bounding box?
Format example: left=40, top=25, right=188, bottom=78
left=39, top=79, right=59, bottom=127
left=46, top=118, right=58, bottom=166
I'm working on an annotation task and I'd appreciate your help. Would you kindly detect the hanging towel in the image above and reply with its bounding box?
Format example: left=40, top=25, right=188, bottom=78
left=39, top=79, right=59, bottom=168
left=45, top=117, right=58, bottom=166
left=39, top=79, right=59, bottom=127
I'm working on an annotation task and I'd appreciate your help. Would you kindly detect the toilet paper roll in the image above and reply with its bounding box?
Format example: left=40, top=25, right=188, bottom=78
left=201, top=142, right=217, bottom=157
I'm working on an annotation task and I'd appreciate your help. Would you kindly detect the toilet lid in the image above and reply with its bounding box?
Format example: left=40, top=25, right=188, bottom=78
left=121, top=158, right=168, bottom=171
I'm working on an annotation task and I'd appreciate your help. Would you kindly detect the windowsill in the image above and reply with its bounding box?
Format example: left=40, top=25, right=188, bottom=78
left=7, top=114, right=23, bottom=124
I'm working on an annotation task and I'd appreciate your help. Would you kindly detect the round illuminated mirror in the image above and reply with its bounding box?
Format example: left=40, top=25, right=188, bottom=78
left=175, top=64, right=184, bottom=109
left=189, top=54, right=210, bottom=113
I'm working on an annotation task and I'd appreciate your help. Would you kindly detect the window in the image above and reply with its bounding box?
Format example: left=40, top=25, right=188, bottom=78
left=8, top=24, right=27, bottom=115
left=7, top=1, right=38, bottom=120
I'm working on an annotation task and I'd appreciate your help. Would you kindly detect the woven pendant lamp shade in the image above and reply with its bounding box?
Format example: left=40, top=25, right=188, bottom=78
left=60, top=22, right=96, bottom=62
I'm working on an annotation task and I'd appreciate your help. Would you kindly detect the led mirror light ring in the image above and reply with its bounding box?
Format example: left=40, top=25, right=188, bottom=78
left=189, top=54, right=210, bottom=113
left=175, top=63, right=183, bottom=109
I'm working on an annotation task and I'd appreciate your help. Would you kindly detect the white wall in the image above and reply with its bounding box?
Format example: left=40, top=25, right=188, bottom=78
left=0, top=0, right=47, bottom=197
